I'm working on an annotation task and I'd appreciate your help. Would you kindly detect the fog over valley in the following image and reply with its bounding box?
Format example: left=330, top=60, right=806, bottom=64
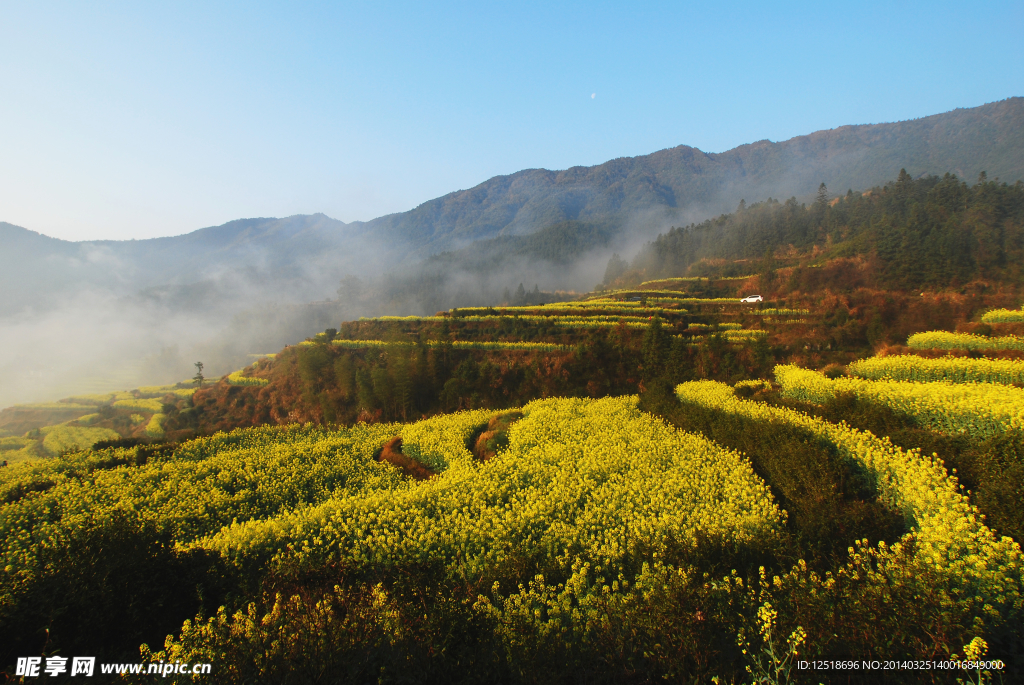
left=2, top=97, right=1022, bottom=408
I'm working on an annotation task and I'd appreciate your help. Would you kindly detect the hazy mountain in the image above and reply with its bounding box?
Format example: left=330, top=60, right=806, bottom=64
left=1, top=97, right=1022, bottom=407
left=3, top=97, right=1022, bottom=317
left=358, top=96, right=1024, bottom=259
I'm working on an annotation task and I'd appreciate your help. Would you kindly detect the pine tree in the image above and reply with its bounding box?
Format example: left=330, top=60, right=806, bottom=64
left=816, top=182, right=829, bottom=208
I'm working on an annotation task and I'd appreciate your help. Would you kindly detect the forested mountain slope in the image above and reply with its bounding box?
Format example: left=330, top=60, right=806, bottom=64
left=3, top=98, right=1022, bottom=316
left=620, top=171, right=1024, bottom=290
left=361, top=96, right=1024, bottom=259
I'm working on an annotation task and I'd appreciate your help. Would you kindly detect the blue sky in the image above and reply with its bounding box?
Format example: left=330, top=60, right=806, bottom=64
left=2, top=1, right=1021, bottom=241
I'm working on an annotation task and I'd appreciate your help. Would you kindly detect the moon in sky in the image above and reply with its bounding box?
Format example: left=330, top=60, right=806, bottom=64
left=591, top=93, right=596, bottom=99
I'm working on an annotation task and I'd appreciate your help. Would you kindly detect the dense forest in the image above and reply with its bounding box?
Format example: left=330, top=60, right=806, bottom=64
left=621, top=172, right=1024, bottom=289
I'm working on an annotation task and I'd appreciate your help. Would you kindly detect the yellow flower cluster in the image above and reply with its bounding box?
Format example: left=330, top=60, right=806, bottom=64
left=685, top=329, right=767, bottom=344
left=723, top=330, right=768, bottom=341
left=398, top=408, right=495, bottom=472
left=197, top=396, right=783, bottom=583
left=362, top=310, right=682, bottom=322
left=639, top=276, right=706, bottom=286
left=511, top=314, right=668, bottom=324
left=734, top=379, right=772, bottom=392
left=597, top=289, right=695, bottom=299
left=980, top=307, right=1024, bottom=324
left=145, top=413, right=166, bottom=438
left=751, top=308, right=810, bottom=315
left=227, top=369, right=270, bottom=387
left=136, top=384, right=196, bottom=398
left=849, top=354, right=1024, bottom=385
left=908, top=331, right=1024, bottom=352
left=674, top=297, right=757, bottom=304
left=1, top=422, right=404, bottom=589
left=675, top=380, right=1024, bottom=608
left=112, top=397, right=164, bottom=413
left=39, top=424, right=120, bottom=457
left=359, top=315, right=443, bottom=321
left=331, top=339, right=567, bottom=352
left=331, top=339, right=404, bottom=349
left=774, top=364, right=1024, bottom=437
left=552, top=319, right=650, bottom=329
left=451, top=340, right=567, bottom=351
left=453, top=303, right=665, bottom=317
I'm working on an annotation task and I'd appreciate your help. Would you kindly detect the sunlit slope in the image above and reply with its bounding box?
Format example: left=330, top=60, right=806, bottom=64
left=2, top=395, right=781, bottom=586
left=0, top=396, right=782, bottom=667
left=675, top=380, right=1024, bottom=618
left=4, top=382, right=1024, bottom=680
left=848, top=354, right=1024, bottom=385
left=196, top=396, right=782, bottom=574
left=775, top=363, right=1024, bottom=436
left=0, top=383, right=201, bottom=463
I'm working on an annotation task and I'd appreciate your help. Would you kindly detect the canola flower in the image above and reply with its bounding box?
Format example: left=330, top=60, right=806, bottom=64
left=491, top=313, right=678, bottom=323
left=675, top=380, right=1024, bottom=611
left=646, top=297, right=694, bottom=305
left=38, top=425, right=120, bottom=457
left=639, top=277, right=707, bottom=286
left=364, top=313, right=679, bottom=326
left=751, top=308, right=810, bottom=316
left=331, top=339, right=568, bottom=352
left=1, top=422, right=405, bottom=598
left=552, top=320, right=650, bottom=329
left=359, top=315, right=444, bottom=322
left=672, top=297, right=757, bottom=305
left=849, top=354, right=1024, bottom=386
left=722, top=330, right=767, bottom=342
left=908, top=331, right=1024, bottom=352
left=687, top=322, right=763, bottom=332
left=0, top=437, right=34, bottom=451
left=452, top=340, right=568, bottom=351
left=112, top=397, right=164, bottom=413
left=145, top=413, right=166, bottom=439
left=136, top=384, right=196, bottom=398
left=196, top=396, right=783, bottom=584
left=594, top=289, right=694, bottom=299
left=61, top=392, right=133, bottom=404
left=734, top=379, right=772, bottom=392
left=227, top=369, right=270, bottom=387
left=683, top=329, right=767, bottom=344
left=774, top=364, right=1024, bottom=437
left=453, top=303, right=665, bottom=316
left=980, top=307, right=1024, bottom=324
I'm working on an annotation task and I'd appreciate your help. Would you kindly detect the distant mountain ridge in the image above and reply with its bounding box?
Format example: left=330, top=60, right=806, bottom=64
left=2, top=97, right=1023, bottom=410
left=360, top=96, right=1024, bottom=258
left=2, top=97, right=1022, bottom=317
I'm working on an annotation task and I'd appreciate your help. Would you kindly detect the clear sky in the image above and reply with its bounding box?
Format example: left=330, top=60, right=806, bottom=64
left=2, top=1, right=1021, bottom=241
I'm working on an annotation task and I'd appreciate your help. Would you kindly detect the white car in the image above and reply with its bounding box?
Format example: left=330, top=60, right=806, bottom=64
left=740, top=295, right=763, bottom=303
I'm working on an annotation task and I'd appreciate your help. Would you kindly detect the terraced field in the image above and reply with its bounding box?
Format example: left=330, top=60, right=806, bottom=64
left=5, top=282, right=1024, bottom=683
